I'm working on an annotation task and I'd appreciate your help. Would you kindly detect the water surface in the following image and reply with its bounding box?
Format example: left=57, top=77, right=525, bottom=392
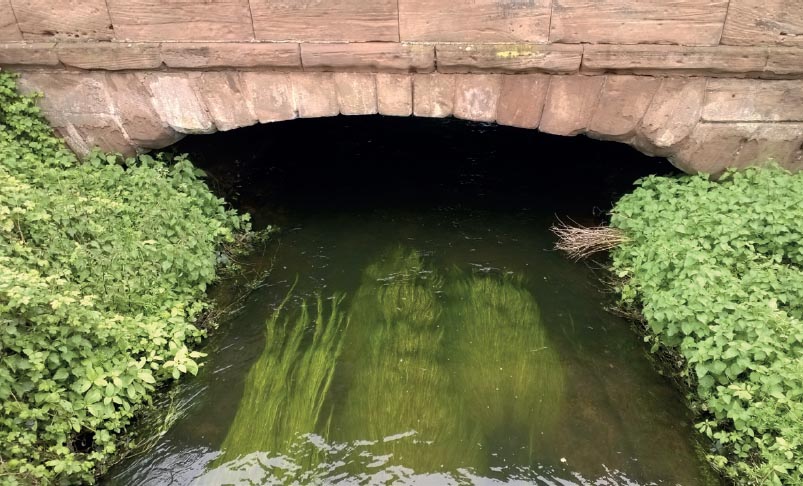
left=105, top=117, right=718, bottom=485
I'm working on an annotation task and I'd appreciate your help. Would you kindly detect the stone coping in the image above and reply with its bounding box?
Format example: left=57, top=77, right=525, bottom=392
left=0, top=41, right=801, bottom=78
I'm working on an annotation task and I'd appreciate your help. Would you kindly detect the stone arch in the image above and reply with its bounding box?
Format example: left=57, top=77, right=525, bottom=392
left=14, top=70, right=803, bottom=175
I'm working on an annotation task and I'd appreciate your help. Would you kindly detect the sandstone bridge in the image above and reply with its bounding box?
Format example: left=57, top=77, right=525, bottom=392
left=0, top=0, right=801, bottom=173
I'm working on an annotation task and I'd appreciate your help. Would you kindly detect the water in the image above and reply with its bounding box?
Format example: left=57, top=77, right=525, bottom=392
left=104, top=117, right=719, bottom=485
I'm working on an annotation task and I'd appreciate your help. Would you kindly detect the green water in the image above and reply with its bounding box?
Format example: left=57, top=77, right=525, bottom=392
left=104, top=117, right=719, bottom=485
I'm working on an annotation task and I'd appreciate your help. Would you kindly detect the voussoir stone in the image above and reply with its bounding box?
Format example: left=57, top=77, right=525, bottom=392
left=376, top=74, right=413, bottom=116
left=703, top=79, right=803, bottom=122
left=105, top=72, right=181, bottom=149
left=58, top=42, right=162, bottom=70
left=636, top=77, right=706, bottom=152
left=539, top=75, right=605, bottom=136
left=197, top=72, right=257, bottom=131
left=436, top=44, right=582, bottom=74
left=161, top=43, right=301, bottom=69
left=144, top=73, right=215, bottom=135
left=413, top=73, right=457, bottom=118
left=291, top=73, right=339, bottom=118
left=453, top=74, right=502, bottom=123
left=588, top=75, right=661, bottom=141
left=16, top=71, right=112, bottom=115
left=50, top=113, right=135, bottom=157
left=0, top=42, right=59, bottom=66
left=671, top=122, right=747, bottom=174
left=496, top=74, right=550, bottom=129
left=334, top=73, right=377, bottom=116
left=240, top=72, right=297, bottom=123
left=301, top=43, right=434, bottom=73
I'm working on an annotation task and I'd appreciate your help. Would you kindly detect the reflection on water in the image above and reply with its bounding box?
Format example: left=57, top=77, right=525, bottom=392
left=103, top=117, right=719, bottom=485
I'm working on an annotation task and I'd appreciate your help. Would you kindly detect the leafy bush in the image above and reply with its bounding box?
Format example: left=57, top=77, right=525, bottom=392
left=610, top=168, right=803, bottom=485
left=0, top=72, right=249, bottom=483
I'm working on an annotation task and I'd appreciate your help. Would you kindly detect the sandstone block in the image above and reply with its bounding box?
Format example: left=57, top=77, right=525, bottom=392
left=588, top=75, right=661, bottom=141
left=10, top=0, right=113, bottom=41
left=240, top=72, right=297, bottom=123
left=436, top=44, right=582, bottom=74
left=107, top=0, right=253, bottom=41
left=453, top=74, right=502, bottom=122
left=301, top=43, right=434, bottom=73
left=51, top=113, right=136, bottom=157
left=145, top=74, right=215, bottom=134
left=334, top=73, right=377, bottom=116
left=539, top=75, right=605, bottom=136
left=721, top=0, right=803, bottom=46
left=766, top=48, right=803, bottom=76
left=291, top=73, right=339, bottom=118
left=197, top=72, right=257, bottom=132
left=0, top=0, right=22, bottom=41
left=0, top=42, right=59, bottom=66
left=671, top=123, right=747, bottom=174
left=637, top=78, right=706, bottom=151
left=251, top=0, right=398, bottom=42
left=377, top=74, right=412, bottom=116
left=735, top=124, right=803, bottom=169
left=58, top=42, right=161, bottom=70
left=496, top=74, right=549, bottom=129
left=399, top=0, right=550, bottom=42
left=161, top=43, right=301, bottom=69
left=549, top=0, right=728, bottom=45
left=703, top=79, right=803, bottom=122
left=16, top=72, right=112, bottom=115
left=105, top=72, right=181, bottom=149
left=582, top=45, right=767, bottom=75
left=413, top=74, right=456, bottom=118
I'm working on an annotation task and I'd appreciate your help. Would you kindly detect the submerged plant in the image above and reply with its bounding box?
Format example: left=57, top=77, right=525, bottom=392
left=445, top=272, right=565, bottom=462
left=333, top=247, right=484, bottom=471
left=214, top=285, right=349, bottom=475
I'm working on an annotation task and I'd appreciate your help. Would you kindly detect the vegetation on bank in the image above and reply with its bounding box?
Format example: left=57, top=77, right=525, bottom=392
left=571, top=168, right=803, bottom=485
left=0, top=72, right=249, bottom=483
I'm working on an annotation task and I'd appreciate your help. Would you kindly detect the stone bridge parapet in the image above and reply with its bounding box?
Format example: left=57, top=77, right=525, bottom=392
left=1, top=0, right=802, bottom=173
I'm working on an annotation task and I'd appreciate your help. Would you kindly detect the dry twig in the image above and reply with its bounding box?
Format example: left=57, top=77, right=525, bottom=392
left=550, top=219, right=629, bottom=260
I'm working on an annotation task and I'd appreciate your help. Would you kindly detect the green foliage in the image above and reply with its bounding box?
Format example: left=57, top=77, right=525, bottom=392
left=0, top=71, right=249, bottom=483
left=610, top=167, right=803, bottom=485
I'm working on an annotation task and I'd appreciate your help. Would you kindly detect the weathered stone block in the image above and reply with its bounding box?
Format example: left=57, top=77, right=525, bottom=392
left=550, top=0, right=728, bottom=45
left=377, top=74, right=412, bottom=116
left=413, top=74, right=456, bottom=118
left=539, top=75, right=605, bottom=136
left=0, top=0, right=22, bottom=41
left=107, top=0, right=253, bottom=41
left=399, top=0, right=550, bottom=42
left=334, top=73, right=377, bottom=116
left=240, top=72, right=297, bottom=123
left=588, top=75, right=661, bottom=141
left=671, top=123, right=746, bottom=174
left=582, top=45, right=767, bottom=75
left=496, top=74, right=549, bottom=129
left=703, top=79, right=803, bottom=122
left=766, top=48, right=803, bottom=76
left=291, top=73, right=339, bottom=118
left=735, top=124, right=803, bottom=169
left=145, top=73, right=215, bottom=134
left=58, top=42, right=161, bottom=70
left=0, top=42, right=59, bottom=66
left=197, top=72, right=257, bottom=131
left=10, top=0, right=113, bottom=41
left=637, top=77, right=706, bottom=151
left=721, top=0, right=803, bottom=46
left=16, top=72, right=112, bottom=115
left=453, top=74, right=502, bottom=122
left=301, top=43, right=434, bottom=73
left=161, top=43, right=301, bottom=69
left=105, top=72, right=181, bottom=149
left=436, top=44, right=582, bottom=74
left=51, top=113, right=135, bottom=157
left=251, top=0, right=398, bottom=42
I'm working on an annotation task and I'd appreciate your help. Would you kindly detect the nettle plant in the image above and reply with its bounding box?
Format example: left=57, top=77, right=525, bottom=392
left=610, top=168, right=803, bottom=485
left=0, top=72, right=249, bottom=483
